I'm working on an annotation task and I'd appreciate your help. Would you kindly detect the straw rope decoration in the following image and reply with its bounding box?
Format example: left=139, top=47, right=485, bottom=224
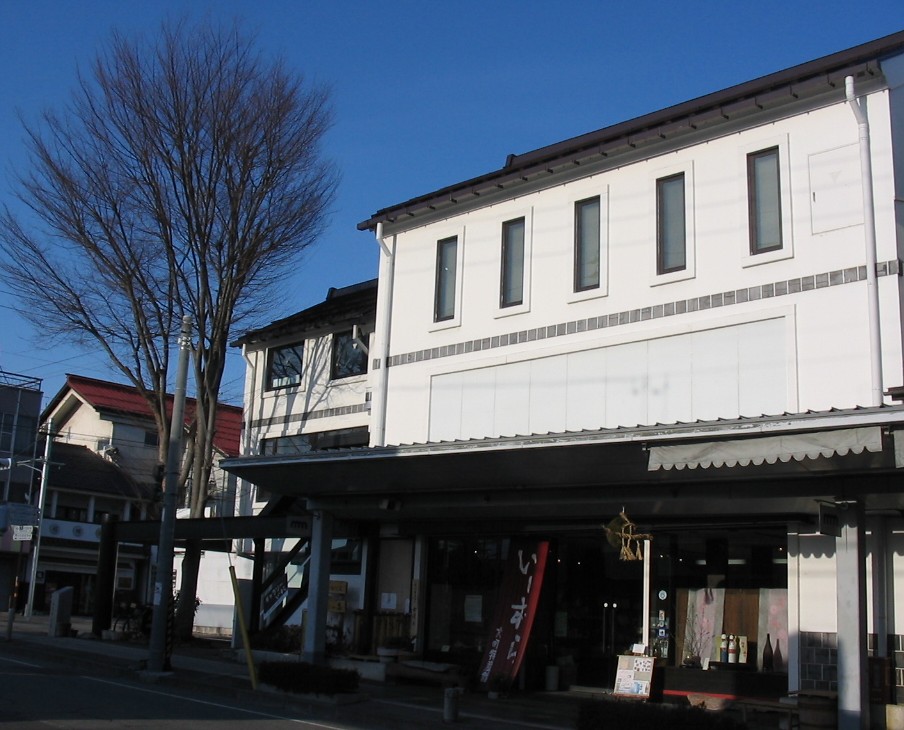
left=604, top=511, right=653, bottom=561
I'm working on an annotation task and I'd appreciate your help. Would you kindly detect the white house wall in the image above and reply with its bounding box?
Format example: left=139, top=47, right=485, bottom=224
left=243, top=333, right=370, bottom=453
left=377, top=90, right=903, bottom=447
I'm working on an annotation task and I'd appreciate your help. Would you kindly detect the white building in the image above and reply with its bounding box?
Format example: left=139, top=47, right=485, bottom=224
left=43, top=374, right=241, bottom=630
left=227, top=30, right=904, bottom=726
left=231, top=280, right=376, bottom=647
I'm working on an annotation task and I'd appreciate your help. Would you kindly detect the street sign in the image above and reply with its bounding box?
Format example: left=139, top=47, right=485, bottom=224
left=6, top=503, right=39, bottom=527
left=12, top=525, right=33, bottom=541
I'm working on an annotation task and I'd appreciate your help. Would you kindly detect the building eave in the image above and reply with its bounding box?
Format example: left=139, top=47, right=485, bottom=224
left=358, top=30, right=904, bottom=233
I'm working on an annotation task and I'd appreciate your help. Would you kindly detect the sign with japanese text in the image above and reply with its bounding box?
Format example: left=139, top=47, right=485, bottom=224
left=478, top=539, right=549, bottom=688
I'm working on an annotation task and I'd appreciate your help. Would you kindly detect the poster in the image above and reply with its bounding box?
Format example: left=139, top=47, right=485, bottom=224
left=613, top=655, right=655, bottom=699
left=477, top=539, right=549, bottom=687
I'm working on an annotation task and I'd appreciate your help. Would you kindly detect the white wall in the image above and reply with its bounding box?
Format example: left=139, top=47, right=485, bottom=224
left=376, top=89, right=903, bottom=446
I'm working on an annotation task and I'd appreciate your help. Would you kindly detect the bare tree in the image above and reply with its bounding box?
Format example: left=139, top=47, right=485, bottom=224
left=0, top=19, right=337, bottom=638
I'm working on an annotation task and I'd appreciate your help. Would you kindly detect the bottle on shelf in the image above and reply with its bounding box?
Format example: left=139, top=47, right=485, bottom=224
left=762, top=633, right=774, bottom=672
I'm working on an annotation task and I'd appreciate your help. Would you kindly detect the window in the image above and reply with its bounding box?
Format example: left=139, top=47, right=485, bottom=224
left=0, top=413, right=37, bottom=454
left=260, top=427, right=369, bottom=456
left=266, top=342, right=304, bottom=390
left=574, top=197, right=601, bottom=292
left=748, top=147, right=782, bottom=254
left=434, top=236, right=458, bottom=322
left=331, top=330, right=368, bottom=380
left=657, top=173, right=686, bottom=274
left=500, top=217, right=525, bottom=307
left=143, top=430, right=158, bottom=447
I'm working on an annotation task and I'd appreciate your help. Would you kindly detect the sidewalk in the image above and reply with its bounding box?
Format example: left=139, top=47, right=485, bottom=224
left=3, top=613, right=586, bottom=729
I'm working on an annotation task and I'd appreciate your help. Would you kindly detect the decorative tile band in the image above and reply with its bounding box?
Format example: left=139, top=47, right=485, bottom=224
left=249, top=400, right=370, bottom=431
left=375, top=260, right=901, bottom=370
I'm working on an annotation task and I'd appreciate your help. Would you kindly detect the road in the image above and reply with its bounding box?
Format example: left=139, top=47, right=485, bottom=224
left=1, top=652, right=356, bottom=729
left=0, top=644, right=576, bottom=730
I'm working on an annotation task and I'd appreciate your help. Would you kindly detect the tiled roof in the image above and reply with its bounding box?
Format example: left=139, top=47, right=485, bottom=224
left=47, top=441, right=153, bottom=500
left=50, top=374, right=242, bottom=457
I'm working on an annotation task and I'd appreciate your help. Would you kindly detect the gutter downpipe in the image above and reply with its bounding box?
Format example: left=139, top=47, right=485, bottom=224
left=372, top=221, right=394, bottom=447
left=845, top=75, right=884, bottom=407
left=240, top=343, right=257, bottom=551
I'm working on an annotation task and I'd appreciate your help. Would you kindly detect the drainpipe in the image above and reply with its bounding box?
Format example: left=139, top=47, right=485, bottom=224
left=845, top=75, right=884, bottom=407
left=239, top=343, right=257, bottom=551
left=372, top=221, right=395, bottom=447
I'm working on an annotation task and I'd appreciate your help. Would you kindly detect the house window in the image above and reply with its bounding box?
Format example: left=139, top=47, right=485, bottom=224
left=657, top=173, right=686, bottom=274
left=500, top=217, right=525, bottom=308
left=331, top=330, right=368, bottom=380
left=748, top=147, right=782, bottom=254
left=574, top=197, right=601, bottom=292
left=266, top=342, right=304, bottom=390
left=434, top=236, right=458, bottom=322
left=143, top=430, right=158, bottom=447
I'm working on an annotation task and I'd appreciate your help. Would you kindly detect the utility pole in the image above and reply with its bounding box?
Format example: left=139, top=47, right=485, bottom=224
left=147, top=316, right=192, bottom=673
left=24, top=418, right=53, bottom=619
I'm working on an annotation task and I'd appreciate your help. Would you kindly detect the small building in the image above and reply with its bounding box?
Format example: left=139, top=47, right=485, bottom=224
left=40, top=374, right=241, bottom=622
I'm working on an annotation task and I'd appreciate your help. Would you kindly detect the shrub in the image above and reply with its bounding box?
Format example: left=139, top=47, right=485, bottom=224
left=258, top=661, right=360, bottom=696
left=576, top=699, right=746, bottom=730
left=251, top=625, right=303, bottom=653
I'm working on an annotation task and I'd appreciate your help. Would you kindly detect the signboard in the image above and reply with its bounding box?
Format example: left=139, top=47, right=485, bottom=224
left=6, top=503, right=39, bottom=527
left=477, top=539, right=549, bottom=688
left=260, top=572, right=289, bottom=625
left=613, top=655, right=655, bottom=699
left=12, top=525, right=33, bottom=541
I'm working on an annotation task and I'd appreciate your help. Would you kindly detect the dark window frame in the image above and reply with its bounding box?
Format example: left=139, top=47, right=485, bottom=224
left=656, top=172, right=687, bottom=275
left=747, top=146, right=783, bottom=255
left=434, top=236, right=458, bottom=322
left=266, top=341, right=305, bottom=391
left=574, top=196, right=601, bottom=292
left=331, top=330, right=368, bottom=380
left=500, top=217, right=525, bottom=308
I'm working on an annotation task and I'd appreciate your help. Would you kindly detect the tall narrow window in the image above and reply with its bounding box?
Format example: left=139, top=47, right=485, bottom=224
left=657, top=173, right=686, bottom=274
left=434, top=236, right=458, bottom=322
left=748, top=147, right=782, bottom=254
left=500, top=217, right=525, bottom=307
left=574, top=197, right=601, bottom=292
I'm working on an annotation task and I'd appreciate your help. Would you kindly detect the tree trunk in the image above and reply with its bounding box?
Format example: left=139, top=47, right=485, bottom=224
left=174, top=540, right=203, bottom=641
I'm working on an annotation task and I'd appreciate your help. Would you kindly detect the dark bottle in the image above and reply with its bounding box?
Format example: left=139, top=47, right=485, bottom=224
left=762, top=633, right=774, bottom=672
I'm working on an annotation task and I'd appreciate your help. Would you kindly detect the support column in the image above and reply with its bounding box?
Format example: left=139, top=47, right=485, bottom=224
left=837, top=500, right=868, bottom=730
left=302, top=510, right=333, bottom=665
left=249, top=538, right=265, bottom=633
left=92, top=514, right=118, bottom=636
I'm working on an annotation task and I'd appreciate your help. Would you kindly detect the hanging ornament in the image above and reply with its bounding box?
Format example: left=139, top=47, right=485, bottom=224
left=603, top=511, right=653, bottom=561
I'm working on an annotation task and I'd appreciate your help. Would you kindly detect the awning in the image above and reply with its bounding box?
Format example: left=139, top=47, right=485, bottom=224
left=647, top=426, right=883, bottom=471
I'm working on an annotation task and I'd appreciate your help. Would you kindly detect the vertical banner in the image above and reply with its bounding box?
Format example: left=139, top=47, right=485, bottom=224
left=478, top=539, right=549, bottom=687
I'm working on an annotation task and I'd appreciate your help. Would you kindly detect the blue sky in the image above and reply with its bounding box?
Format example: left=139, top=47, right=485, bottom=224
left=2, top=1, right=903, bottom=407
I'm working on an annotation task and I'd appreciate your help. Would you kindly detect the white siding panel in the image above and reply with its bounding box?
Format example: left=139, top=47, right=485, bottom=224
left=605, top=340, right=648, bottom=427
left=460, top=367, right=497, bottom=438
left=738, top=318, right=786, bottom=416
left=529, top=356, right=568, bottom=434
left=565, top=348, right=607, bottom=431
left=647, top=335, right=693, bottom=426
left=430, top=319, right=788, bottom=440
left=692, top=327, right=739, bottom=422
left=429, top=371, right=463, bottom=442
left=494, top=360, right=532, bottom=436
